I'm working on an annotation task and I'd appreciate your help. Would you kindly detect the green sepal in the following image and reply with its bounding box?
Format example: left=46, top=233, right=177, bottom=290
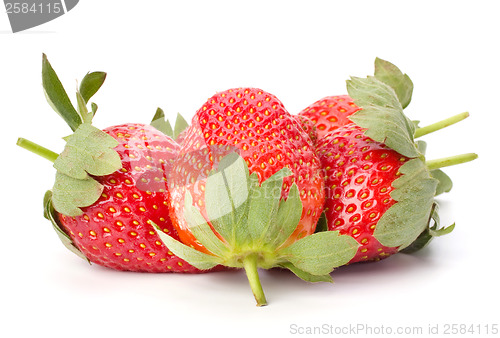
left=279, top=231, right=359, bottom=276
left=42, top=54, right=82, bottom=131
left=401, top=203, right=455, bottom=254
left=150, top=109, right=189, bottom=141
left=79, top=71, right=106, bottom=104
left=43, top=191, right=90, bottom=263
left=183, top=192, right=230, bottom=257
left=76, top=91, right=93, bottom=124
left=373, top=158, right=438, bottom=249
left=314, top=212, right=328, bottom=233
left=279, top=262, right=334, bottom=283
left=347, top=76, right=420, bottom=158
left=152, top=222, right=221, bottom=270
left=52, top=172, right=104, bottom=216
left=53, top=123, right=121, bottom=180
left=205, top=152, right=253, bottom=247
left=269, top=182, right=303, bottom=248
left=431, top=169, right=453, bottom=196
left=173, top=113, right=189, bottom=140
left=374, top=58, right=414, bottom=109
left=151, top=108, right=174, bottom=136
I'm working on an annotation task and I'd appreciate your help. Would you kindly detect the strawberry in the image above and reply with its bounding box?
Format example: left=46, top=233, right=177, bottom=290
left=293, top=114, right=318, bottom=145
left=154, top=88, right=359, bottom=305
left=298, top=58, right=419, bottom=141
left=169, top=88, right=326, bottom=251
left=54, top=123, right=201, bottom=272
left=316, top=59, right=477, bottom=263
left=17, top=54, right=202, bottom=273
left=298, top=95, right=360, bottom=139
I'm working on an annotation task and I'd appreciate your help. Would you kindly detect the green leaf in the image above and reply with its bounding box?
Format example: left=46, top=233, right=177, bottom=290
left=43, top=191, right=90, bottom=262
left=314, top=211, right=328, bottom=233
left=247, top=167, right=294, bottom=246
left=347, top=76, right=420, bottom=158
left=51, top=172, right=104, bottom=216
left=280, top=231, right=359, bottom=276
left=373, top=159, right=438, bottom=249
left=269, top=183, right=302, bottom=248
left=79, top=71, right=106, bottom=104
left=76, top=91, right=93, bottom=124
left=173, top=113, right=189, bottom=140
left=42, top=54, right=81, bottom=131
left=151, top=107, right=174, bottom=137
left=53, top=123, right=121, bottom=179
left=280, top=262, right=333, bottom=283
left=374, top=58, right=413, bottom=109
left=183, top=192, right=229, bottom=257
left=416, top=140, right=427, bottom=155
left=152, top=222, right=221, bottom=270
left=91, top=103, right=98, bottom=116
left=205, top=152, right=252, bottom=246
left=401, top=203, right=455, bottom=254
left=431, top=169, right=453, bottom=196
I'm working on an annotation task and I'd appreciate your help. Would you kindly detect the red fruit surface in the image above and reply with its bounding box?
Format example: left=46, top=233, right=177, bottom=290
left=293, top=115, right=318, bottom=145
left=316, top=123, right=408, bottom=263
left=168, top=88, right=325, bottom=253
left=298, top=95, right=360, bottom=139
left=57, top=123, right=200, bottom=272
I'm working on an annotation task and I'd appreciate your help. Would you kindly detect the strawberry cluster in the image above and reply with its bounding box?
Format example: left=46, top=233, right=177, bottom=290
left=18, top=55, right=476, bottom=306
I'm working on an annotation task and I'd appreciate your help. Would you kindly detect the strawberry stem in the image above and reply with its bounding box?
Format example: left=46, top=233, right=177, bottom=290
left=414, top=112, right=469, bottom=138
left=426, top=153, right=478, bottom=171
left=242, top=254, right=267, bottom=307
left=17, top=138, right=58, bottom=163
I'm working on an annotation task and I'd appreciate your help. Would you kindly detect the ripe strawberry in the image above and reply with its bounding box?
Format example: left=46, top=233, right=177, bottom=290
left=316, top=60, right=477, bottom=264
left=317, top=123, right=407, bottom=262
left=18, top=54, right=203, bottom=273
left=298, top=95, right=360, bottom=139
left=155, top=88, right=359, bottom=305
left=168, top=87, right=326, bottom=252
left=293, top=114, right=318, bottom=145
left=55, top=123, right=200, bottom=272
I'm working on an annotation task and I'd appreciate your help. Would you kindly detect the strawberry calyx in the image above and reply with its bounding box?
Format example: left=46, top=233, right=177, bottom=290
left=151, top=108, right=189, bottom=143
left=344, top=58, right=477, bottom=252
left=36, top=54, right=123, bottom=217
left=154, top=152, right=359, bottom=306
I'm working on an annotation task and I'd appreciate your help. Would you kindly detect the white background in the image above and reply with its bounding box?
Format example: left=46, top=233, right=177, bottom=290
left=1, top=1, right=498, bottom=337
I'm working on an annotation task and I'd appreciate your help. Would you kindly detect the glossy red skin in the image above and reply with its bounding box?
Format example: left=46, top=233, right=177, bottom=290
left=316, top=124, right=408, bottom=263
left=299, top=95, right=361, bottom=139
left=168, top=88, right=325, bottom=253
left=293, top=115, right=318, bottom=145
left=57, top=124, right=201, bottom=273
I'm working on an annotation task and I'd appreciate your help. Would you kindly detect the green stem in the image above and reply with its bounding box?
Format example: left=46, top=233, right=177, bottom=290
left=17, top=138, right=58, bottom=163
left=426, top=153, right=478, bottom=171
left=415, top=112, right=469, bottom=138
left=242, top=254, right=267, bottom=307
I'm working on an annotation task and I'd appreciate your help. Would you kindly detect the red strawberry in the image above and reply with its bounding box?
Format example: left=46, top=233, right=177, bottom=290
left=317, top=123, right=406, bottom=262
left=168, top=88, right=326, bottom=252
left=17, top=55, right=203, bottom=273
left=55, top=123, right=200, bottom=272
left=315, top=60, right=477, bottom=264
left=293, top=114, right=318, bottom=145
left=155, top=88, right=359, bottom=305
left=298, top=95, right=360, bottom=139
